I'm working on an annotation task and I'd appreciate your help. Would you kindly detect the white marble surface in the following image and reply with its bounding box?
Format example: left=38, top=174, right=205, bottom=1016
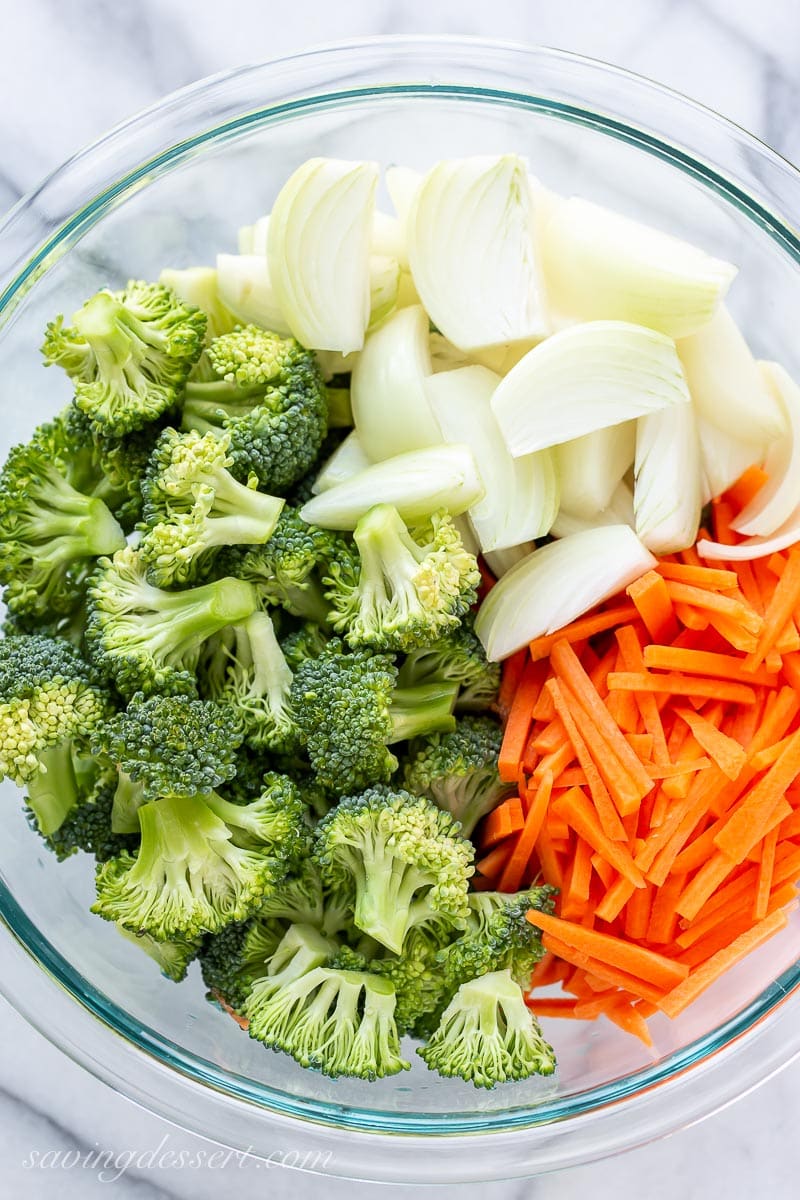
left=2, top=1, right=800, bottom=1196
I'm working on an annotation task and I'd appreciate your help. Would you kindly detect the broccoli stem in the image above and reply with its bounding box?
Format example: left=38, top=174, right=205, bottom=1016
left=204, top=472, right=284, bottom=541
left=139, top=577, right=258, bottom=659
left=110, top=769, right=146, bottom=834
left=388, top=682, right=459, bottom=744
left=234, top=612, right=292, bottom=709
left=352, top=842, right=433, bottom=955
left=26, top=741, right=81, bottom=835
left=27, top=469, right=126, bottom=557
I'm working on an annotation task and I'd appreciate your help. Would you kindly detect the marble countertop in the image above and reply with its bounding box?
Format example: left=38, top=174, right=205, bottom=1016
left=2, top=1, right=800, bottom=1196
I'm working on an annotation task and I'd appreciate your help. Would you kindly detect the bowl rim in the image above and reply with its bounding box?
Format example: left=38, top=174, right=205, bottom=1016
left=2, top=34, right=800, bottom=1180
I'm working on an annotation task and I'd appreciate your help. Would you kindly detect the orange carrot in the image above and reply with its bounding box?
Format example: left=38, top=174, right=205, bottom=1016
left=560, top=835, right=594, bottom=920
left=607, top=672, right=757, bottom=706
left=604, top=1000, right=654, bottom=1047
left=673, top=706, right=747, bottom=780
left=539, top=933, right=667, bottom=1007
left=528, top=911, right=688, bottom=990
left=725, top=463, right=770, bottom=511
left=627, top=571, right=679, bottom=642
left=715, top=728, right=800, bottom=861
left=481, top=795, right=525, bottom=848
left=662, top=580, right=762, bottom=634
left=475, top=842, right=513, bottom=881
left=545, top=680, right=627, bottom=841
left=646, top=872, right=687, bottom=944
left=746, top=546, right=800, bottom=669
left=659, top=909, right=792, bottom=1018
left=498, top=658, right=546, bottom=782
left=497, top=647, right=528, bottom=717
left=529, top=604, right=639, bottom=661
left=615, top=626, right=669, bottom=764
left=497, top=772, right=553, bottom=893
left=551, top=787, right=645, bottom=887
left=656, top=562, right=739, bottom=590
left=525, top=998, right=581, bottom=1018
left=642, top=644, right=779, bottom=687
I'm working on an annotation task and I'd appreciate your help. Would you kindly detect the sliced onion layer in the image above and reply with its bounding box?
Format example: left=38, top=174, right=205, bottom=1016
left=351, top=305, right=441, bottom=461
left=267, top=157, right=379, bottom=354
left=299, top=444, right=485, bottom=531
left=698, top=507, right=800, bottom=562
left=492, top=321, right=690, bottom=455
left=475, top=526, right=656, bottom=661
left=678, top=305, right=786, bottom=444
left=216, top=254, right=291, bottom=335
left=635, top=399, right=702, bottom=555
left=698, top=417, right=764, bottom=504
left=730, top=362, right=800, bottom=537
left=425, top=365, right=558, bottom=551
left=311, top=432, right=372, bottom=495
left=542, top=196, right=737, bottom=338
left=407, top=155, right=548, bottom=351
left=554, top=422, right=635, bottom=520
left=159, top=267, right=237, bottom=340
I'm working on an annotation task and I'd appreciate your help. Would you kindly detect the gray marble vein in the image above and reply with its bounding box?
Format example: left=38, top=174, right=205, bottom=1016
left=1, top=2, right=799, bottom=1197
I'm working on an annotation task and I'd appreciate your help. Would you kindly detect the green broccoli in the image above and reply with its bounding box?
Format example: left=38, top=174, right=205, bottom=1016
left=314, top=786, right=473, bottom=955
left=159, top=266, right=238, bottom=382
left=325, top=504, right=480, bottom=652
left=280, top=621, right=330, bottom=672
left=203, top=773, right=312, bottom=864
left=200, top=914, right=290, bottom=1010
left=215, top=743, right=272, bottom=806
left=402, top=716, right=511, bottom=836
left=181, top=324, right=328, bottom=493
left=245, top=926, right=408, bottom=1079
left=92, top=791, right=286, bottom=940
left=0, top=421, right=126, bottom=620
left=0, top=635, right=113, bottom=835
left=94, top=692, right=243, bottom=800
left=41, top=280, right=206, bottom=435
left=204, top=611, right=300, bottom=754
left=233, top=506, right=340, bottom=625
left=86, top=545, right=259, bottom=697
left=33, top=765, right=137, bottom=862
left=436, top=888, right=555, bottom=996
left=257, top=859, right=353, bottom=940
left=60, top=403, right=163, bottom=531
left=292, top=641, right=459, bottom=794
left=369, top=927, right=450, bottom=1037
left=139, top=429, right=285, bottom=586
left=418, top=969, right=556, bottom=1088
left=325, top=382, right=353, bottom=429
left=116, top=924, right=202, bottom=982
left=396, top=616, right=501, bottom=711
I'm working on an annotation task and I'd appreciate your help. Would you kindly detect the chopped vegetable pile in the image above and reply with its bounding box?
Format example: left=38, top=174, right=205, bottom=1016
left=1, top=151, right=798, bottom=1088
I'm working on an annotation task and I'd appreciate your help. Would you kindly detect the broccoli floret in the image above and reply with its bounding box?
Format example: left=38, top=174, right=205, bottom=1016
left=437, top=888, right=555, bottom=997
left=139, top=429, right=284, bottom=586
left=42, top=280, right=206, bottom=435
left=0, top=421, right=126, bottom=620
left=292, top=641, right=458, bottom=794
left=216, top=743, right=273, bottom=806
left=181, top=325, right=328, bottom=493
left=396, top=616, right=501, bottom=711
left=34, top=765, right=137, bottom=862
left=86, top=545, right=259, bottom=697
left=0, top=635, right=113, bottom=835
left=314, top=786, right=473, bottom=955
left=116, top=924, right=202, bottom=982
left=245, top=925, right=408, bottom=1079
left=204, top=773, right=312, bottom=864
left=418, top=969, right=556, bottom=1088
left=60, top=403, right=163, bottom=531
left=403, top=716, right=511, bottom=837
left=159, top=267, right=238, bottom=381
left=92, top=792, right=286, bottom=940
left=205, top=612, right=300, bottom=754
left=325, top=505, right=480, bottom=653
left=93, top=692, right=243, bottom=801
left=200, top=914, right=289, bottom=1010
left=280, top=621, right=331, bottom=672
left=233, top=506, right=340, bottom=625
left=369, top=927, right=450, bottom=1037
left=257, top=859, right=353, bottom=940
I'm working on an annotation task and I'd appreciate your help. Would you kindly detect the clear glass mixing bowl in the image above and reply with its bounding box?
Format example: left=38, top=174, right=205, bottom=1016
left=2, top=37, right=800, bottom=1185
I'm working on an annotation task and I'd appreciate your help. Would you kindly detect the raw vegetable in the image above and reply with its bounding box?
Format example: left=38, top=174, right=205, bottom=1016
left=474, top=526, right=657, bottom=661
left=541, top=195, right=737, bottom=338
left=554, top=423, right=635, bottom=521
left=407, top=155, right=548, bottom=350
left=491, top=321, right=691, bottom=456
left=426, top=365, right=559, bottom=551
left=268, top=157, right=379, bottom=354
left=634, top=396, right=702, bottom=554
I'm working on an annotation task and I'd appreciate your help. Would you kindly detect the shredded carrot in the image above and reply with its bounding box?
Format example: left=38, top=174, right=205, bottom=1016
left=497, top=647, right=528, bottom=717
left=525, top=998, right=582, bottom=1018
left=659, top=909, right=792, bottom=1018
left=539, top=933, right=667, bottom=1007
left=550, top=787, right=644, bottom=887
left=725, top=464, right=770, bottom=511
left=656, top=562, right=739, bottom=590
left=497, top=773, right=553, bottom=893
left=627, top=571, right=679, bottom=643
left=474, top=842, right=513, bottom=881
left=642, top=644, right=779, bottom=687
left=480, top=795, right=524, bottom=849
left=526, top=911, right=688, bottom=990
left=528, top=604, right=640, bottom=661
left=498, top=658, right=546, bottom=782
left=674, top=706, right=747, bottom=780
left=607, top=672, right=756, bottom=705
left=746, top=547, right=800, bottom=669
left=545, top=680, right=626, bottom=841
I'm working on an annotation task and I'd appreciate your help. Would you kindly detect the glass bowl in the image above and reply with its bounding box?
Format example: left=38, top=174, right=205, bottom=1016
left=2, top=37, right=800, bottom=1185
